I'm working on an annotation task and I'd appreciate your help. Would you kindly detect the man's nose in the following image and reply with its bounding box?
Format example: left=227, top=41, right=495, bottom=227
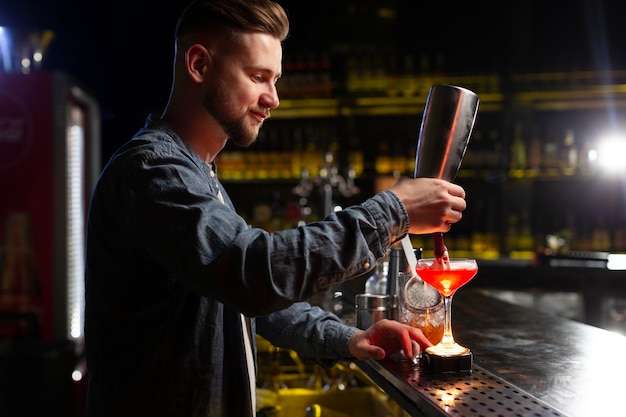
left=260, top=84, right=280, bottom=109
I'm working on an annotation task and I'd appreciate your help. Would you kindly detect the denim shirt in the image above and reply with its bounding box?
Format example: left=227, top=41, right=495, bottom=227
left=84, top=116, right=410, bottom=417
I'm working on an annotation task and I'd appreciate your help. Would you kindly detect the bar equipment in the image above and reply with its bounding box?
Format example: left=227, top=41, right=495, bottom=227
left=385, top=246, right=410, bottom=321
left=355, top=294, right=393, bottom=329
left=292, top=151, right=360, bottom=219
left=396, top=272, right=444, bottom=344
left=413, top=85, right=478, bottom=182
left=403, top=84, right=479, bottom=372
left=0, top=27, right=101, bottom=412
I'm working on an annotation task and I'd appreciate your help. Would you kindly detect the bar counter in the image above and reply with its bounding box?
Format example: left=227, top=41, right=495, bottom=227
left=357, top=288, right=626, bottom=417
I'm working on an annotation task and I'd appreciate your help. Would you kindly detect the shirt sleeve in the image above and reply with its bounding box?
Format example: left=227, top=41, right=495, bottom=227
left=113, top=139, right=409, bottom=317
left=256, top=302, right=360, bottom=368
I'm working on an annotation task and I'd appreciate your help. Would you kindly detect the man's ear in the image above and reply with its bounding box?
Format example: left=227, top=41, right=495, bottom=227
left=185, top=44, right=210, bottom=83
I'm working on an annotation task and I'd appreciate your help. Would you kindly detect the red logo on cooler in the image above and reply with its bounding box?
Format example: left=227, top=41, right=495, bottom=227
left=0, top=92, right=32, bottom=173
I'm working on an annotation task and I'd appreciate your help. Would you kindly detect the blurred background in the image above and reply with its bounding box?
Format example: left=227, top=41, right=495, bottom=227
left=1, top=0, right=626, bottom=416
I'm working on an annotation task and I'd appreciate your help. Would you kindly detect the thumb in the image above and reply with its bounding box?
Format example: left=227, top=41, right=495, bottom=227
left=361, top=345, right=385, bottom=361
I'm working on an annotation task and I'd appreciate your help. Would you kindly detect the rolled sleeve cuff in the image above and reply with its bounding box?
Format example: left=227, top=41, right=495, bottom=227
left=322, top=324, right=361, bottom=365
left=362, top=190, right=410, bottom=246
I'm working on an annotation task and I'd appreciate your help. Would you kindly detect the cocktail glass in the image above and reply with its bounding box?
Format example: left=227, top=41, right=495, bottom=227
left=415, top=258, right=478, bottom=357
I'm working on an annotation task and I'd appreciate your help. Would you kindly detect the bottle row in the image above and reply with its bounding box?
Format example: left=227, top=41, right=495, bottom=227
left=228, top=170, right=626, bottom=260
left=215, top=148, right=611, bottom=182
left=238, top=204, right=626, bottom=261
left=461, top=115, right=626, bottom=179
left=217, top=126, right=619, bottom=182
left=277, top=50, right=626, bottom=101
left=278, top=51, right=500, bottom=100
left=215, top=149, right=365, bottom=181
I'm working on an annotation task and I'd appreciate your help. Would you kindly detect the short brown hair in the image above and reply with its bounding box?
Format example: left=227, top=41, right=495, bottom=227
left=176, top=0, right=290, bottom=41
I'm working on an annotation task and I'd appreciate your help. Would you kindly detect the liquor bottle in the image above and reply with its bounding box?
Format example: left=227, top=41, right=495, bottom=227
left=516, top=211, right=535, bottom=253
left=375, top=140, right=392, bottom=175
left=364, top=260, right=389, bottom=295
left=1, top=213, right=41, bottom=295
left=462, top=127, right=483, bottom=169
left=541, top=127, right=560, bottom=175
left=505, top=213, right=519, bottom=255
left=509, top=123, right=527, bottom=175
left=400, top=54, right=417, bottom=97
left=560, top=129, right=578, bottom=176
left=485, top=128, right=504, bottom=170
left=318, top=52, right=333, bottom=98
left=527, top=125, right=542, bottom=174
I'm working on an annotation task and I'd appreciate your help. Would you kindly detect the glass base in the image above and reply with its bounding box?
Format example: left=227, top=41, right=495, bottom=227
left=421, top=350, right=473, bottom=374
left=425, top=342, right=470, bottom=357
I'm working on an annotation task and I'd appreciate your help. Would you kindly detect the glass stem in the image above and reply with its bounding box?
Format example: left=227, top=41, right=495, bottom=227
left=440, top=294, right=456, bottom=346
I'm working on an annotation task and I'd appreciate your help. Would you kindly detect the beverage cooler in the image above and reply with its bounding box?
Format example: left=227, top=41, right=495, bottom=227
left=0, top=71, right=100, bottom=416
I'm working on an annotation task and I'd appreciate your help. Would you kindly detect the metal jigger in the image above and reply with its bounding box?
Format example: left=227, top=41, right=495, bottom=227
left=414, top=84, right=479, bottom=373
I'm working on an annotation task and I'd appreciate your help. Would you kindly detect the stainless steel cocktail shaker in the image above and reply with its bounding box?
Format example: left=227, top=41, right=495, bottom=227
left=414, top=84, right=479, bottom=181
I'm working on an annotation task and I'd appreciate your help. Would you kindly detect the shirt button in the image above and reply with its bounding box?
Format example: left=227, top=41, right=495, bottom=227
left=363, top=262, right=370, bottom=269
left=209, top=170, right=216, bottom=178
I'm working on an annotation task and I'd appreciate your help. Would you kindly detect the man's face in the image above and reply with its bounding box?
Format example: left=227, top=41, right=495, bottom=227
left=203, top=32, right=282, bottom=147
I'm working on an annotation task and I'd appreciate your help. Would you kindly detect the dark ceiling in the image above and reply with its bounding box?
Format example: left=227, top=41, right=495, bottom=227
left=1, top=0, right=625, bottom=154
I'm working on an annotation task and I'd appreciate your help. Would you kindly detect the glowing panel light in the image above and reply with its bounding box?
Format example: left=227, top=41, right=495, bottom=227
left=67, top=108, right=86, bottom=341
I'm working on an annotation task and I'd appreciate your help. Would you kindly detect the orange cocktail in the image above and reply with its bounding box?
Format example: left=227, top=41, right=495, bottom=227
left=416, top=258, right=478, bottom=357
left=416, top=260, right=477, bottom=297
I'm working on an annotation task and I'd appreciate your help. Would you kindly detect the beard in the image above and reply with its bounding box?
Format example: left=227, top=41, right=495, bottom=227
left=203, top=80, right=262, bottom=148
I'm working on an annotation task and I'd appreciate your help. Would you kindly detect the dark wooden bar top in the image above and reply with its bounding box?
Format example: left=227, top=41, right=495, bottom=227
left=357, top=288, right=626, bottom=417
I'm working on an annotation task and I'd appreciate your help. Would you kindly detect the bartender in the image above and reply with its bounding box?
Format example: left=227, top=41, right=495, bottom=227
left=83, top=0, right=468, bottom=416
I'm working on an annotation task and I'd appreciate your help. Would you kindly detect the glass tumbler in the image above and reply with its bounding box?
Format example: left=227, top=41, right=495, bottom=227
left=396, top=272, right=445, bottom=344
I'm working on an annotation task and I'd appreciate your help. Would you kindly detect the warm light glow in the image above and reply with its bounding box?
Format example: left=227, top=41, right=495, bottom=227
left=21, top=57, right=30, bottom=67
left=595, top=134, right=626, bottom=172
left=438, top=388, right=459, bottom=410
left=72, top=369, right=83, bottom=382
left=0, top=28, right=54, bottom=72
left=608, top=254, right=626, bottom=270
left=568, top=331, right=625, bottom=416
left=587, top=148, right=598, bottom=162
left=0, top=26, right=12, bottom=71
